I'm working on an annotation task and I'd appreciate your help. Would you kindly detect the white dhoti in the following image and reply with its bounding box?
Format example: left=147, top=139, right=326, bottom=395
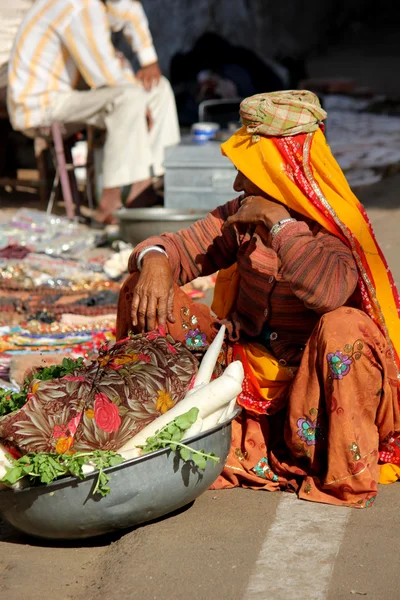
left=39, top=77, right=180, bottom=188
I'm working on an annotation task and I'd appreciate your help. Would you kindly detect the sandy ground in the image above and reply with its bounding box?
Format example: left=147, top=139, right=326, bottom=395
left=1, top=24, right=400, bottom=600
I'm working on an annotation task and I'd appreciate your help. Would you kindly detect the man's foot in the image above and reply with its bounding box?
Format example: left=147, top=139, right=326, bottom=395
left=95, top=187, right=123, bottom=224
left=125, top=178, right=153, bottom=205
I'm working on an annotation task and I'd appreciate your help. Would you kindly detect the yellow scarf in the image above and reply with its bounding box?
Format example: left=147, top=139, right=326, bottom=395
left=217, top=126, right=400, bottom=379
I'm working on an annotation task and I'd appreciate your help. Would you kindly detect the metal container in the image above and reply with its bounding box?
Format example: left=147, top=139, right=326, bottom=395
left=0, top=410, right=239, bottom=540
left=116, top=207, right=208, bottom=246
left=164, top=137, right=236, bottom=211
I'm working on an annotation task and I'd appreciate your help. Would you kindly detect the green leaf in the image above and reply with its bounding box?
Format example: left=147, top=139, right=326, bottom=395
left=0, top=389, right=28, bottom=417
left=179, top=447, right=191, bottom=462
left=172, top=429, right=183, bottom=442
left=0, top=450, right=124, bottom=497
left=174, top=407, right=199, bottom=430
left=2, top=466, right=24, bottom=484
left=108, top=455, right=125, bottom=467
left=191, top=453, right=207, bottom=470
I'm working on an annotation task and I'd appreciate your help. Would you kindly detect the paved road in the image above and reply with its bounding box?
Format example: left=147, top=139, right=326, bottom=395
left=1, top=173, right=400, bottom=599
left=1, top=484, right=400, bottom=600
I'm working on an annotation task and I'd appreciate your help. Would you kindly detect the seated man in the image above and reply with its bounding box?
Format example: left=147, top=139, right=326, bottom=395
left=7, top=0, right=180, bottom=222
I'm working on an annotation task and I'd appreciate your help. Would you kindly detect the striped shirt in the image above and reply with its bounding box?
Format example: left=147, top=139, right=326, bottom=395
left=8, top=0, right=157, bottom=130
left=129, top=198, right=359, bottom=365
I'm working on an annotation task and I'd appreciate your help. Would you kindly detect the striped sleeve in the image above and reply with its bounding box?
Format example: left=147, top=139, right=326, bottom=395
left=106, top=0, right=158, bottom=66
left=129, top=199, right=242, bottom=285
left=62, top=0, right=134, bottom=88
left=271, top=221, right=358, bottom=314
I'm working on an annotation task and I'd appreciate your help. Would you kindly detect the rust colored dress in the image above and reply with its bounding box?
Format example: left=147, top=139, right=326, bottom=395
left=117, top=273, right=400, bottom=509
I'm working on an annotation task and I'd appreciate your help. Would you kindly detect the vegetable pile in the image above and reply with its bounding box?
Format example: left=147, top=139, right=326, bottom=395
left=0, top=357, right=84, bottom=417
left=0, top=326, right=243, bottom=498
left=0, top=407, right=219, bottom=496
left=1, top=450, right=124, bottom=497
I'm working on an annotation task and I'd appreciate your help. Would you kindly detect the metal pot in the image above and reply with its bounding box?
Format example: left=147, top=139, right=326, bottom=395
left=115, top=207, right=208, bottom=246
left=0, top=410, right=239, bottom=540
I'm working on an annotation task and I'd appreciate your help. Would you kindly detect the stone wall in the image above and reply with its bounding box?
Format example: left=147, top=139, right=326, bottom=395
left=141, top=0, right=370, bottom=74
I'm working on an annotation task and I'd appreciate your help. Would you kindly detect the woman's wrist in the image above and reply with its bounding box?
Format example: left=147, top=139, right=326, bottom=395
left=137, top=246, right=168, bottom=271
left=262, top=207, right=291, bottom=230
left=270, top=217, right=298, bottom=239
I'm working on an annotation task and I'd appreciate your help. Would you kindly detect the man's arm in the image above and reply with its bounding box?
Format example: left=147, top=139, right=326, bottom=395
left=106, top=0, right=160, bottom=90
left=106, top=0, right=157, bottom=67
left=62, top=0, right=135, bottom=88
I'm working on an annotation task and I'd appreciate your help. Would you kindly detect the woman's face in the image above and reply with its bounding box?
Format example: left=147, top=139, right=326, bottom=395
left=233, top=171, right=266, bottom=198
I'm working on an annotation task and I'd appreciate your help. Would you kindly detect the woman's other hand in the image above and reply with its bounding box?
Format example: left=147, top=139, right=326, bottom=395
left=131, top=252, right=175, bottom=332
left=223, top=195, right=290, bottom=231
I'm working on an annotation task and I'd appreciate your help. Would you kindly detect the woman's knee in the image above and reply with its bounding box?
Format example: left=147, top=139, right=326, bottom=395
left=318, top=307, right=367, bottom=337
left=315, top=307, right=384, bottom=358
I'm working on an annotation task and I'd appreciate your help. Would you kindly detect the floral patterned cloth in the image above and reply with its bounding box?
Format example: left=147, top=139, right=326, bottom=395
left=0, top=330, right=198, bottom=455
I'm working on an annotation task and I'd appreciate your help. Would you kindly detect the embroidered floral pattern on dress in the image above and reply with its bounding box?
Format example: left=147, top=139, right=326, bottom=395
left=235, top=448, right=249, bottom=462
left=297, top=414, right=322, bottom=446
left=364, top=495, right=376, bottom=508
left=349, top=442, right=361, bottom=461
left=327, top=351, right=352, bottom=379
left=253, top=457, right=279, bottom=482
left=184, top=328, right=208, bottom=349
left=327, top=340, right=364, bottom=381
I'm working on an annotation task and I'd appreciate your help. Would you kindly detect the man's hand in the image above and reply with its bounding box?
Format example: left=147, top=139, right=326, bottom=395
left=223, top=195, right=290, bottom=231
left=131, top=251, right=175, bottom=332
left=136, top=62, right=161, bottom=92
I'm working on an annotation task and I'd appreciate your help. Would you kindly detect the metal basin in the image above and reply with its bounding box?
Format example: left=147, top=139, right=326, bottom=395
left=116, top=207, right=208, bottom=246
left=0, top=410, right=239, bottom=540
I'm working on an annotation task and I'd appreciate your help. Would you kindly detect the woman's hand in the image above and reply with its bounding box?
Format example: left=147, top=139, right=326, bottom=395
left=222, top=195, right=290, bottom=231
left=131, top=252, right=175, bottom=332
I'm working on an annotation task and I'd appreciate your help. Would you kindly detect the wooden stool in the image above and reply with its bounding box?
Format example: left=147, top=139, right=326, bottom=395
left=39, top=123, right=95, bottom=220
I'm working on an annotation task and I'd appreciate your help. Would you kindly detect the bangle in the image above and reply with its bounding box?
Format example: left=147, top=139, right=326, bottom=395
left=136, top=246, right=168, bottom=271
left=270, top=218, right=297, bottom=239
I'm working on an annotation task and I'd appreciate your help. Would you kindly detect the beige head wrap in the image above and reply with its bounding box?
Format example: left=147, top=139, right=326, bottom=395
left=240, top=90, right=327, bottom=138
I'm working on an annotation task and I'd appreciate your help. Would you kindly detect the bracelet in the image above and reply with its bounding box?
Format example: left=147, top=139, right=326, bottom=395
left=136, top=246, right=168, bottom=271
left=270, top=218, right=297, bottom=239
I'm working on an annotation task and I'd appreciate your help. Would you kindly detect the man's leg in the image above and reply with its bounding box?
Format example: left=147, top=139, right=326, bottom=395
left=145, top=76, right=181, bottom=177
left=125, top=76, right=181, bottom=205
left=46, top=86, right=154, bottom=219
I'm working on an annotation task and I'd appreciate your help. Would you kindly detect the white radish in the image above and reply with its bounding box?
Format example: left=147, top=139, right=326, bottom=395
left=218, top=398, right=238, bottom=424
left=119, top=360, right=244, bottom=454
left=200, top=408, right=226, bottom=431
left=182, top=417, right=203, bottom=440
left=186, top=325, right=226, bottom=395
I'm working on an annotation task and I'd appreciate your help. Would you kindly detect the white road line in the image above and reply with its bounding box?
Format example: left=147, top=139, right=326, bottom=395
left=243, top=494, right=349, bottom=600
